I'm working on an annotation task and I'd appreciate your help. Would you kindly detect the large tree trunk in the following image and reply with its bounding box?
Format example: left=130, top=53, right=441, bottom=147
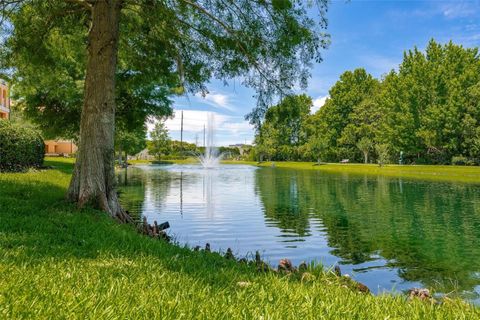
left=67, top=0, right=130, bottom=222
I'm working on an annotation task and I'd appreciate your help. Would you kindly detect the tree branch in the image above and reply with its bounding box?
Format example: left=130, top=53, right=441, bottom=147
left=178, top=0, right=284, bottom=94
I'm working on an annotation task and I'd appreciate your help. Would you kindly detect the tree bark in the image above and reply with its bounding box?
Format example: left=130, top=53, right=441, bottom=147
left=363, top=151, right=368, bottom=164
left=67, top=0, right=130, bottom=222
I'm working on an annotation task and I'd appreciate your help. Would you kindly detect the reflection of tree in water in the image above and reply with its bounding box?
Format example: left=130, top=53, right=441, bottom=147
left=255, top=168, right=312, bottom=237
left=117, top=167, right=172, bottom=221
left=255, top=167, right=480, bottom=293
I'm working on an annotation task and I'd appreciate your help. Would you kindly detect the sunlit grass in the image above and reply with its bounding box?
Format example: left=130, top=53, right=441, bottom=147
left=0, top=158, right=478, bottom=318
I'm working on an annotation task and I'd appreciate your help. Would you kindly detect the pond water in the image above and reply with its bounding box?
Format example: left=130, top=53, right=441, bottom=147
left=118, top=164, right=480, bottom=303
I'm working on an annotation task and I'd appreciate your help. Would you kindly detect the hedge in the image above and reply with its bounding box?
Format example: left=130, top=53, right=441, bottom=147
left=0, top=121, right=45, bottom=171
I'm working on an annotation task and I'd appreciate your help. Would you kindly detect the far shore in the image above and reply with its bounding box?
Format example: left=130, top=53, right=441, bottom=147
left=126, top=158, right=480, bottom=184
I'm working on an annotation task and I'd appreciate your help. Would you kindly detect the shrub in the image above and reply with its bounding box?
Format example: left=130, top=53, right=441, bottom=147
left=451, top=156, right=468, bottom=166
left=0, top=121, right=45, bottom=171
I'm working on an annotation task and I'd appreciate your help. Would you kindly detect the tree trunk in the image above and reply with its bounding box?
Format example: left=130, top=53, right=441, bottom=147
left=67, top=0, right=130, bottom=223
left=363, top=151, right=368, bottom=164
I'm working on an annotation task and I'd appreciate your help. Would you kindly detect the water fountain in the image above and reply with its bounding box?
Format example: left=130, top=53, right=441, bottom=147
left=197, top=113, right=223, bottom=168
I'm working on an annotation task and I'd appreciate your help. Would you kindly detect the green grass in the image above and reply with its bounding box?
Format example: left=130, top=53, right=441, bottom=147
left=1, top=158, right=478, bottom=319
left=222, top=160, right=480, bottom=184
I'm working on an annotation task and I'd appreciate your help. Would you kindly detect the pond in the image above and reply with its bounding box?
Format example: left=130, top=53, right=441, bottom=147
left=118, top=164, right=480, bottom=303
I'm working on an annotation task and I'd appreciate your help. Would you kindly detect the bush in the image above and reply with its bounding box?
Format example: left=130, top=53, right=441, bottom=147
left=451, top=156, right=479, bottom=166
left=0, top=121, right=45, bottom=171
left=466, top=158, right=479, bottom=166
left=451, top=156, right=468, bottom=166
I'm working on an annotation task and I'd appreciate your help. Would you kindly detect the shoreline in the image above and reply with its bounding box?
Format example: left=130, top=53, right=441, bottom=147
left=129, top=158, right=480, bottom=184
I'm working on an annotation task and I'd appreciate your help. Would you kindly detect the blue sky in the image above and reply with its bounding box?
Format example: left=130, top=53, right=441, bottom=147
left=160, top=0, right=480, bottom=146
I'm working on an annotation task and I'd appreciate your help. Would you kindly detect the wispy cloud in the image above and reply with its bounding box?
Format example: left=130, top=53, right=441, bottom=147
left=386, top=1, right=479, bottom=22
left=440, top=1, right=479, bottom=19
left=196, top=91, right=236, bottom=112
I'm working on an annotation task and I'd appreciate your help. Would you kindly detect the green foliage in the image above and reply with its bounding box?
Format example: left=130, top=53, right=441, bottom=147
left=356, top=137, right=373, bottom=163
left=0, top=120, right=44, bottom=171
left=1, top=158, right=479, bottom=318
left=1, top=2, right=175, bottom=140
left=148, top=121, right=171, bottom=158
left=1, top=0, right=330, bottom=133
left=379, top=40, right=480, bottom=164
left=115, top=125, right=147, bottom=160
left=375, top=144, right=390, bottom=167
left=253, top=40, right=480, bottom=165
left=146, top=132, right=199, bottom=160
left=451, top=156, right=468, bottom=166
left=255, top=94, right=312, bottom=161
left=314, top=68, right=380, bottom=162
left=169, top=140, right=197, bottom=157
left=218, top=146, right=240, bottom=159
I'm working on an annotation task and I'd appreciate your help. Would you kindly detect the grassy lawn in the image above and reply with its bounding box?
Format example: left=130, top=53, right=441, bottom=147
left=1, top=158, right=478, bottom=319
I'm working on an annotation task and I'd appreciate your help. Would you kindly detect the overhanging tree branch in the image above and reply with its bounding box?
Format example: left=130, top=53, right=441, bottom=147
left=178, top=0, right=285, bottom=94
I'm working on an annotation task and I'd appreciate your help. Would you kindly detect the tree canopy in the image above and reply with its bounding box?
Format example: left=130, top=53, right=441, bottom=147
left=1, top=0, right=330, bottom=129
left=255, top=94, right=311, bottom=161
left=254, top=40, right=480, bottom=165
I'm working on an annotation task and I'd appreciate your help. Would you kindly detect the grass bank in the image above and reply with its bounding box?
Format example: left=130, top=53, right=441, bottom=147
left=222, top=160, right=480, bottom=184
left=2, top=158, right=477, bottom=318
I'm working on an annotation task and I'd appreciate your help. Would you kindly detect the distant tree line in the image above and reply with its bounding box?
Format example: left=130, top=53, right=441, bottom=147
left=147, top=121, right=241, bottom=160
left=255, top=40, right=480, bottom=165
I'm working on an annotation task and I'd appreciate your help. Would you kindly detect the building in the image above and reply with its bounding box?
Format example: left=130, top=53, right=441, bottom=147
left=44, top=140, right=78, bottom=156
left=0, top=80, right=77, bottom=156
left=0, top=80, right=10, bottom=119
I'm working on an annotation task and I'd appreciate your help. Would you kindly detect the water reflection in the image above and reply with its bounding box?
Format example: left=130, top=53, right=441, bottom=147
left=118, top=165, right=480, bottom=302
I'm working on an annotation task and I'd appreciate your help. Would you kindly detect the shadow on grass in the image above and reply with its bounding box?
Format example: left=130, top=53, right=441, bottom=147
left=43, top=158, right=75, bottom=175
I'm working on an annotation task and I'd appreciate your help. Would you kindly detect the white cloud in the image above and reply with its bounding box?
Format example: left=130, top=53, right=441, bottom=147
left=311, top=96, right=328, bottom=113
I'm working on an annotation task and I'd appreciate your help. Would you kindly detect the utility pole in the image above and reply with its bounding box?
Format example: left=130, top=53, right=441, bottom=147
left=180, top=110, right=184, bottom=156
